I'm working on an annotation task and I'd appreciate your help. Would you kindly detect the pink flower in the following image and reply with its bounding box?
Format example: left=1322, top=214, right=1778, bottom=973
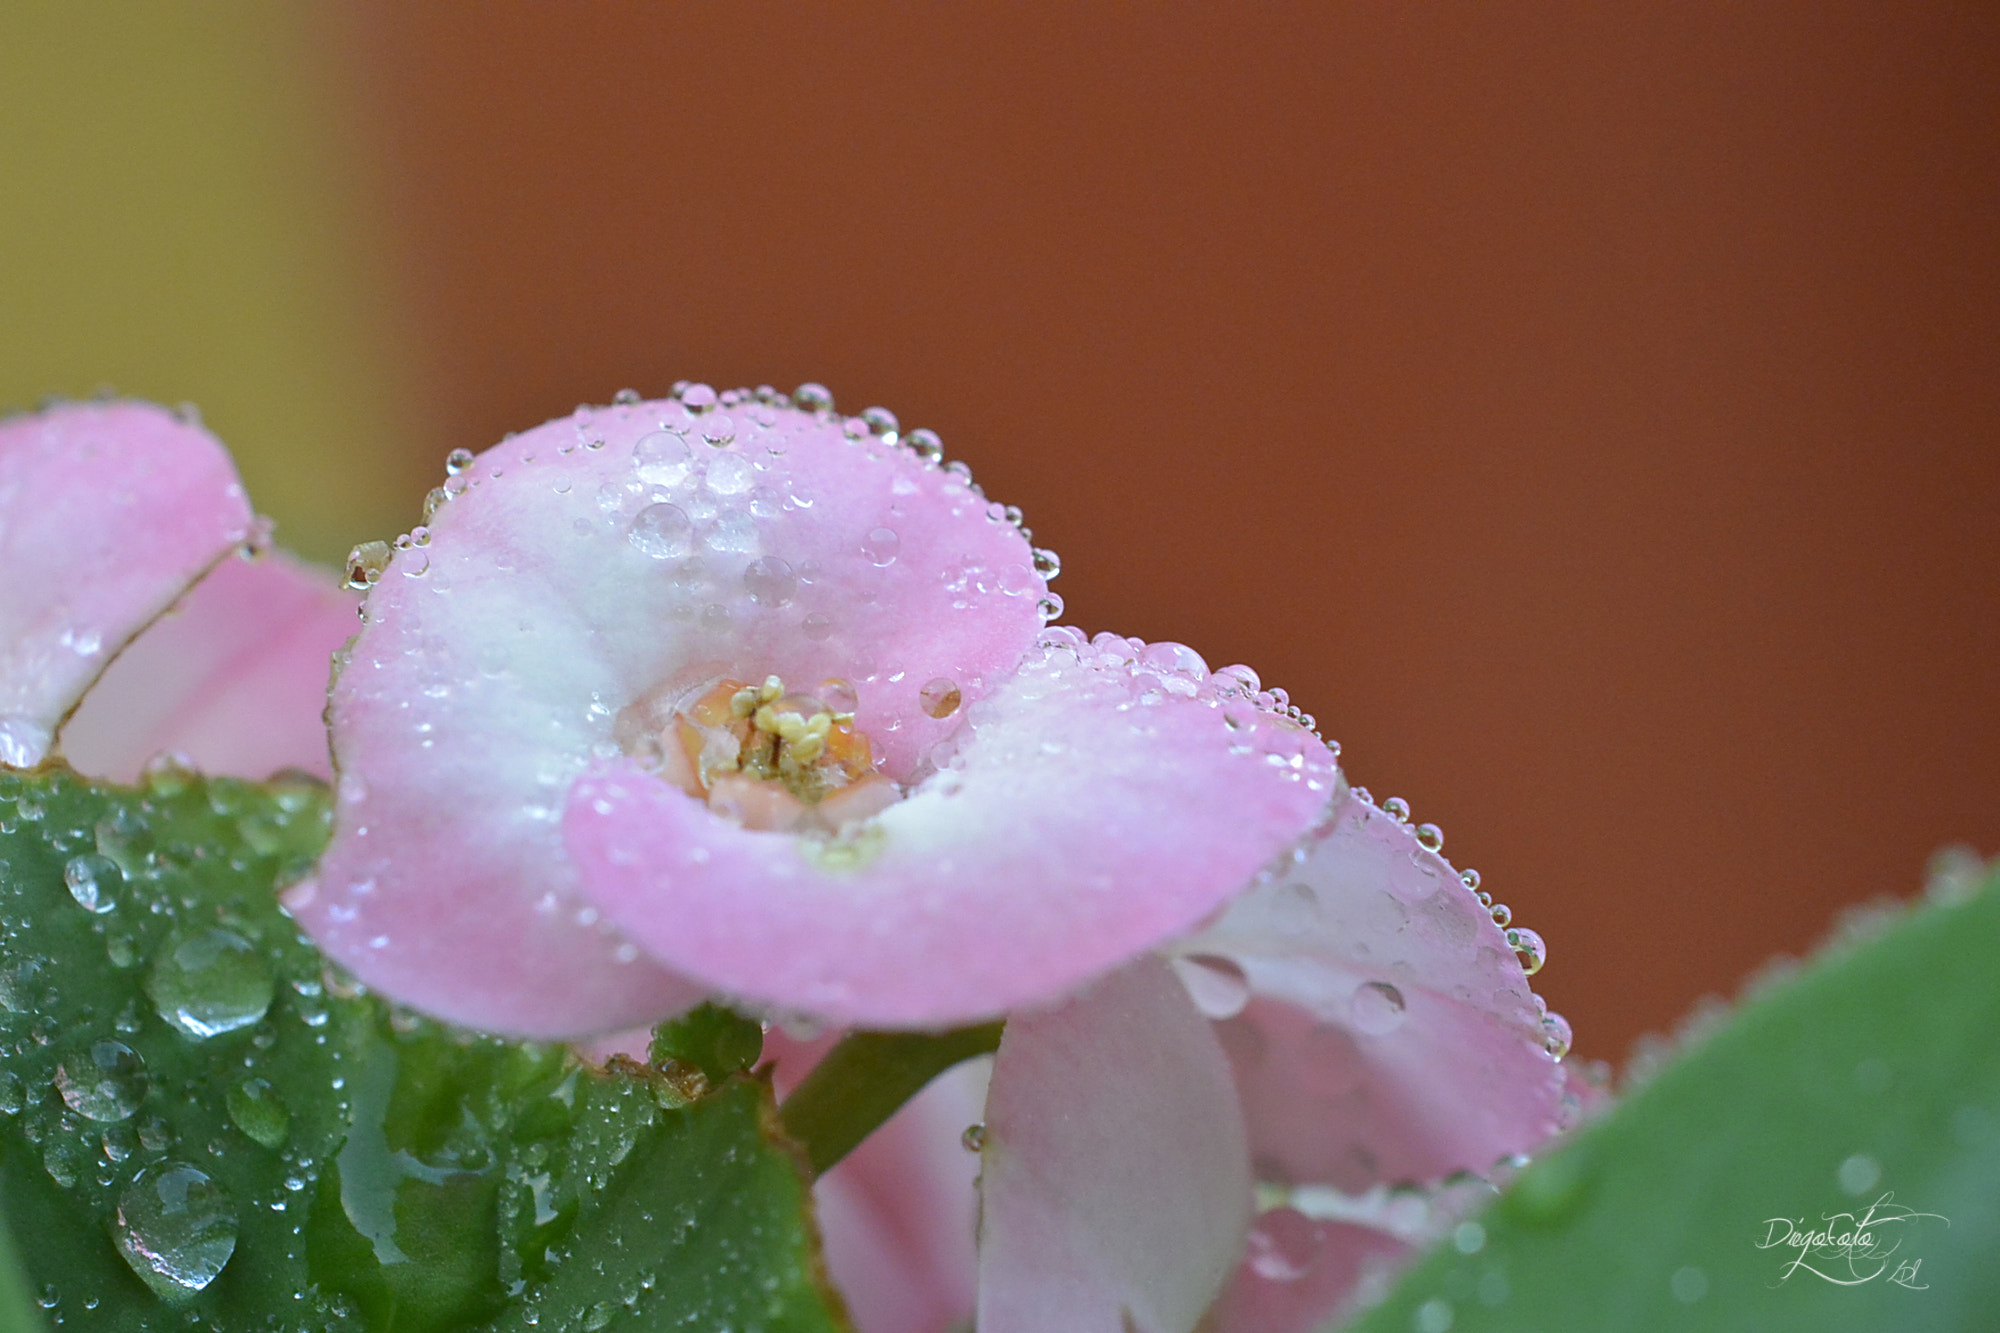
left=288, top=386, right=1334, bottom=1035
left=286, top=385, right=1574, bottom=1331
left=0, top=400, right=354, bottom=782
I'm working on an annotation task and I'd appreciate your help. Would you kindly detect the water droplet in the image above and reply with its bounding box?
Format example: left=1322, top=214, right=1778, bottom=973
left=743, top=556, right=797, bottom=607
left=64, top=853, right=122, bottom=914
left=1031, top=547, right=1061, bottom=579
left=1506, top=927, right=1547, bottom=976
left=146, top=929, right=274, bottom=1038
left=961, top=1123, right=986, bottom=1153
left=1414, top=1296, right=1455, bottom=1332
left=793, top=382, right=833, bottom=413
left=802, top=613, right=834, bottom=641
left=113, top=1163, right=239, bottom=1297
left=1541, top=1011, right=1573, bottom=1059
left=906, top=427, right=944, bottom=462
left=1837, top=1152, right=1881, bottom=1196
left=628, top=503, right=694, bottom=559
left=680, top=383, right=718, bottom=412
left=1037, top=592, right=1065, bottom=623
left=227, top=1079, right=290, bottom=1150
left=1489, top=902, right=1512, bottom=927
left=0, top=1072, right=21, bottom=1114
left=818, top=678, right=860, bottom=714
left=1245, top=1207, right=1318, bottom=1281
left=55, top=1040, right=148, bottom=1121
left=1460, top=868, right=1481, bottom=892
left=1382, top=796, right=1411, bottom=822
left=1172, top=953, right=1251, bottom=1019
left=1669, top=1265, right=1709, bottom=1304
left=706, top=451, right=753, bottom=493
left=700, top=413, right=737, bottom=446
left=1348, top=981, right=1407, bottom=1036
left=444, top=447, right=474, bottom=475
left=1452, top=1220, right=1486, bottom=1254
left=860, top=527, right=900, bottom=566
left=1415, top=822, right=1444, bottom=852
left=633, top=431, right=693, bottom=485
left=919, top=678, right=962, bottom=719
left=612, top=387, right=642, bottom=406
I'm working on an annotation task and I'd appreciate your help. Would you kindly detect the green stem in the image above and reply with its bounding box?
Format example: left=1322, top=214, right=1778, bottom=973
left=778, top=1022, right=1004, bottom=1176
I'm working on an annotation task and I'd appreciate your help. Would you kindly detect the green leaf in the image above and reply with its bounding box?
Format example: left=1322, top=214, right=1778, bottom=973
left=0, top=767, right=849, bottom=1331
left=1339, top=865, right=2000, bottom=1333
left=649, top=1001, right=765, bottom=1086
left=779, top=1023, right=1003, bottom=1176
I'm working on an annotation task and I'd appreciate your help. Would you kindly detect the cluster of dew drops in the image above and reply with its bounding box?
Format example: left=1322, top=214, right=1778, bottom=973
left=345, top=381, right=1068, bottom=639
left=0, top=769, right=375, bottom=1325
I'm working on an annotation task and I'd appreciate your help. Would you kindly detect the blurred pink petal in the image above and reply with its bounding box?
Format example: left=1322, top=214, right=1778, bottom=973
left=0, top=401, right=253, bottom=767
left=1207, top=1214, right=1409, bottom=1333
left=1180, top=787, right=1566, bottom=1193
left=564, top=636, right=1332, bottom=1026
left=807, top=1054, right=984, bottom=1333
left=60, top=552, right=356, bottom=781
left=975, top=957, right=1250, bottom=1333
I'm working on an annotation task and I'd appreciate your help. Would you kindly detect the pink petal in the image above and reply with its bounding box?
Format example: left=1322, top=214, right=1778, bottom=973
left=563, top=635, right=1337, bottom=1026
left=1178, top=787, right=1567, bottom=1194
left=975, top=957, right=1250, bottom=1333
left=0, top=401, right=254, bottom=767
left=1208, top=1215, right=1410, bottom=1333
left=296, top=390, right=1040, bottom=1036
left=60, top=552, right=356, bottom=782
left=810, top=1057, right=985, bottom=1333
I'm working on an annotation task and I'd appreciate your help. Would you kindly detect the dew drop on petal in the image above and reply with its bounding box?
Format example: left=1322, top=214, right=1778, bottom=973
left=906, top=427, right=944, bottom=462
left=706, top=451, right=753, bottom=493
left=680, top=383, right=718, bottom=412
left=743, top=556, right=797, bottom=607
left=444, top=448, right=474, bottom=476
left=960, top=1123, right=986, bottom=1153
left=1348, top=981, right=1407, bottom=1035
left=628, top=503, right=694, bottom=559
left=919, top=678, right=962, bottom=719
left=113, top=1163, right=239, bottom=1297
left=1507, top=927, right=1548, bottom=976
left=1415, top=822, right=1444, bottom=852
left=1541, top=1011, right=1573, bottom=1060
left=55, top=1040, right=147, bottom=1121
left=860, top=527, right=900, bottom=566
left=802, top=613, right=834, bottom=642
left=633, top=431, right=694, bottom=485
left=1382, top=796, right=1411, bottom=822
left=818, top=678, right=860, bottom=714
left=793, top=382, right=833, bottom=413
left=1171, top=953, right=1250, bottom=1019
left=64, top=854, right=121, bottom=914
left=1245, top=1207, right=1318, bottom=1282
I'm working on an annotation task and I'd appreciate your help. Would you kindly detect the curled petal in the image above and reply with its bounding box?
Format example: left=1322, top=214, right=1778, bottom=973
left=564, top=639, right=1337, bottom=1026
left=60, top=553, right=356, bottom=781
left=0, top=401, right=253, bottom=767
left=297, top=394, right=1041, bottom=1036
left=1178, top=788, right=1566, bottom=1194
left=976, top=957, right=1250, bottom=1333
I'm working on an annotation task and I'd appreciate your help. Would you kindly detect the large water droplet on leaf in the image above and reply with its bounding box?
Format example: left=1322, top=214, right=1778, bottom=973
left=113, top=1163, right=239, bottom=1298
left=63, top=853, right=121, bottom=914
left=55, top=1040, right=148, bottom=1121
left=146, top=929, right=274, bottom=1038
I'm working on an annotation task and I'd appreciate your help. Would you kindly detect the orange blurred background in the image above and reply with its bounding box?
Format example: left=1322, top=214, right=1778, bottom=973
left=8, top=5, right=1997, bottom=1063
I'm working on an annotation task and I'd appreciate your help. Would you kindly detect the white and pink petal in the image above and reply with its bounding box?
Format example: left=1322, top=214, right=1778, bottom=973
left=563, top=633, right=1336, bottom=1027
left=974, top=957, right=1251, bottom=1333
left=294, top=390, right=1050, bottom=1036
left=0, top=401, right=255, bottom=767
left=60, top=552, right=356, bottom=782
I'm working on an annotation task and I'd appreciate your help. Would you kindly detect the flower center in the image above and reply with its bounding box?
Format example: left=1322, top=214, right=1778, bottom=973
left=616, top=672, right=900, bottom=833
